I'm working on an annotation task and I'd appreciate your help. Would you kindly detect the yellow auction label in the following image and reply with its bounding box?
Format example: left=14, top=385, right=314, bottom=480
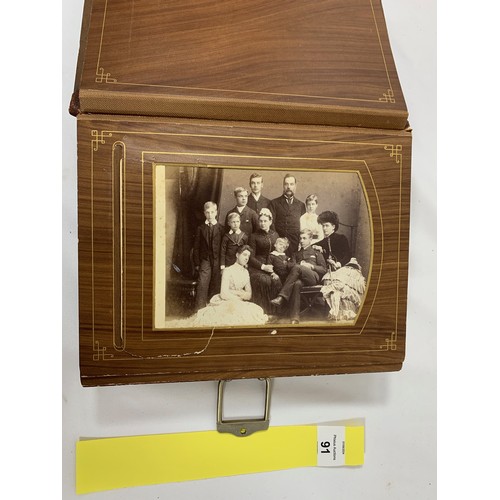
left=76, top=424, right=364, bottom=494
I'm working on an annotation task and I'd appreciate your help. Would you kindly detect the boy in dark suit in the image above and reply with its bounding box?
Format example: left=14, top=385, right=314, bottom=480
left=247, top=173, right=271, bottom=215
left=193, top=201, right=225, bottom=310
left=225, top=187, right=259, bottom=236
left=220, top=212, right=249, bottom=270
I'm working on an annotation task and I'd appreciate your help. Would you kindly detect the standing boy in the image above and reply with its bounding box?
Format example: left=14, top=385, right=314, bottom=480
left=247, top=173, right=271, bottom=214
left=225, top=187, right=259, bottom=236
left=193, top=201, right=225, bottom=310
left=220, top=212, right=249, bottom=271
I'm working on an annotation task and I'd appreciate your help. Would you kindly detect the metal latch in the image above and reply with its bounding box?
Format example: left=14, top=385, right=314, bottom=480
left=216, top=378, right=271, bottom=437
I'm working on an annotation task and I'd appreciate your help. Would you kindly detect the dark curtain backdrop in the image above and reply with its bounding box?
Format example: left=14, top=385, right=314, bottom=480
left=172, top=166, right=224, bottom=279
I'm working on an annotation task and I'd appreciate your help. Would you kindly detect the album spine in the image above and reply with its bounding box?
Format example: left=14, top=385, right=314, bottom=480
left=69, top=0, right=94, bottom=117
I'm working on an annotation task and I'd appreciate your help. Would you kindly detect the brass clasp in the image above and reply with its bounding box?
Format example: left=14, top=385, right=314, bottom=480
left=216, top=378, right=271, bottom=437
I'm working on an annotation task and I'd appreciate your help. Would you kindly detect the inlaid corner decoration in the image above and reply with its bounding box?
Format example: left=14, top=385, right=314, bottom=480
left=91, top=130, right=113, bottom=151
left=95, top=67, right=117, bottom=84
left=93, top=341, right=114, bottom=361
left=379, top=89, right=395, bottom=103
left=380, top=331, right=397, bottom=351
left=384, top=145, right=403, bottom=164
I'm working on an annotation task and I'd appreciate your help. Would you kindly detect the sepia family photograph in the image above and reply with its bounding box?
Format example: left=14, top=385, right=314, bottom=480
left=154, top=165, right=372, bottom=329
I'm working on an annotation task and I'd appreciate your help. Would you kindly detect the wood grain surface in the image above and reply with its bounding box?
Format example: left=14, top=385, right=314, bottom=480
left=77, top=114, right=411, bottom=386
left=72, top=0, right=408, bottom=129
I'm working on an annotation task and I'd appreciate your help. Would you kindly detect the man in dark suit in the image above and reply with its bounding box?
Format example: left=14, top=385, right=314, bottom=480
left=316, top=211, right=352, bottom=269
left=246, top=173, right=271, bottom=215
left=193, top=201, right=225, bottom=310
left=224, top=187, right=259, bottom=236
left=269, top=174, right=306, bottom=256
left=271, top=229, right=327, bottom=323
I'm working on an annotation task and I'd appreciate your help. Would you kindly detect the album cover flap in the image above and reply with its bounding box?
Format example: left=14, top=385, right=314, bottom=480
left=71, top=0, right=408, bottom=129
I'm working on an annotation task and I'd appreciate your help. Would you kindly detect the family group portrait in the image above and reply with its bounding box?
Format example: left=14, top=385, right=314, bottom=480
left=154, top=165, right=372, bottom=330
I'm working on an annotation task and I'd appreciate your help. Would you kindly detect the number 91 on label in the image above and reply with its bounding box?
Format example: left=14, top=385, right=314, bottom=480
left=317, top=426, right=346, bottom=467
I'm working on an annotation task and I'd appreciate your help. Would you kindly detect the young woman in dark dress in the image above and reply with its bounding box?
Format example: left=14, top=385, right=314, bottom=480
left=247, top=209, right=282, bottom=314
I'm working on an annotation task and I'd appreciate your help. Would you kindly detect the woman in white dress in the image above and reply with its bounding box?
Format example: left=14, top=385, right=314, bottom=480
left=166, top=245, right=268, bottom=327
left=299, top=194, right=324, bottom=245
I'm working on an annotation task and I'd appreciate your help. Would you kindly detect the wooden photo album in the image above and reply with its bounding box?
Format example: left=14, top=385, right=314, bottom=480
left=71, top=0, right=411, bottom=386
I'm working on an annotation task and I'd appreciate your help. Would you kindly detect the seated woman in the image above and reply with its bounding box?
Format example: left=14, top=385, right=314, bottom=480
left=321, top=257, right=366, bottom=321
left=165, top=245, right=268, bottom=327
left=248, top=208, right=282, bottom=314
left=315, top=210, right=352, bottom=269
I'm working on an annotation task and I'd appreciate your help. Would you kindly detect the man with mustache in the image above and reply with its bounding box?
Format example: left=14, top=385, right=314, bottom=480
left=269, top=174, right=306, bottom=257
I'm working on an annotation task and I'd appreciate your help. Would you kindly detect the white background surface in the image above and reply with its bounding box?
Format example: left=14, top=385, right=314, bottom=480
left=9, top=0, right=500, bottom=498
left=0, top=0, right=491, bottom=495
left=59, top=1, right=437, bottom=498
left=21, top=0, right=500, bottom=498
